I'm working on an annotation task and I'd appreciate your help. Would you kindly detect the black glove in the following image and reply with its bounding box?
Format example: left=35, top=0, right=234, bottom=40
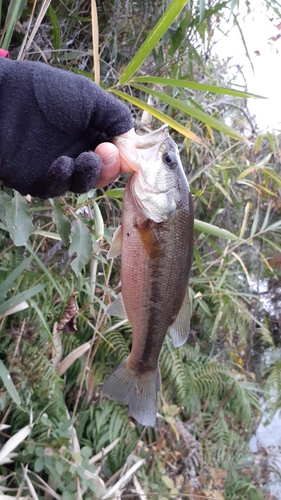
left=0, top=58, right=134, bottom=198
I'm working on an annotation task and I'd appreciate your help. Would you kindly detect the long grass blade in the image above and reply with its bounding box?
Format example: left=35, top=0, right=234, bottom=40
left=0, top=360, right=21, bottom=406
left=0, top=284, right=45, bottom=318
left=111, top=90, right=206, bottom=147
left=194, top=219, right=242, bottom=241
left=0, top=425, right=32, bottom=464
left=131, top=83, right=245, bottom=140
left=91, top=0, right=100, bottom=84
left=0, top=0, right=26, bottom=49
left=131, top=76, right=265, bottom=99
left=119, top=0, right=189, bottom=84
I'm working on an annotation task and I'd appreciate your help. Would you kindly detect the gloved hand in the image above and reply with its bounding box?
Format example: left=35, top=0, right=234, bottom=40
left=0, top=58, right=135, bottom=198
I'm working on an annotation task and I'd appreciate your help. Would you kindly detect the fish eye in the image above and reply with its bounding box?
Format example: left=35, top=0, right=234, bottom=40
left=163, top=151, right=177, bottom=169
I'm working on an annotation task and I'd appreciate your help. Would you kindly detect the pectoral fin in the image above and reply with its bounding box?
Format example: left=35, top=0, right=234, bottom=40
left=108, top=226, right=122, bottom=259
left=106, top=293, right=127, bottom=319
left=136, top=221, right=161, bottom=260
left=170, top=288, right=190, bottom=348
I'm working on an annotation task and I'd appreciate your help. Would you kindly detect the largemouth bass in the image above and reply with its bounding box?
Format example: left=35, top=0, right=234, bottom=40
left=103, top=125, right=194, bottom=426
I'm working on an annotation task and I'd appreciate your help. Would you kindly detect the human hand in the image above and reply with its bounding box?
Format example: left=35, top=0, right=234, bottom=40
left=0, top=58, right=135, bottom=198
left=94, top=128, right=138, bottom=188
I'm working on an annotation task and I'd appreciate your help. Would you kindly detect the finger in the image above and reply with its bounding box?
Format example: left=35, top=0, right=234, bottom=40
left=113, top=128, right=140, bottom=173
left=94, top=142, right=121, bottom=188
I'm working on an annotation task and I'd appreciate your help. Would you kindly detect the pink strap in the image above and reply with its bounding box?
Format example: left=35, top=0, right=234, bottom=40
left=0, top=49, right=9, bottom=58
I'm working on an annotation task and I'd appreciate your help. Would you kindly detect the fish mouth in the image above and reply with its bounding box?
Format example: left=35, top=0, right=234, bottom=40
left=135, top=124, right=169, bottom=149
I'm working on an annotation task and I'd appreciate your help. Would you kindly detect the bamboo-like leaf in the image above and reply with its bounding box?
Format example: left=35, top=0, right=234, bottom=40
left=0, top=425, right=32, bottom=465
left=48, top=5, right=61, bottom=51
left=199, top=0, right=205, bottom=23
left=22, top=465, right=40, bottom=500
left=131, top=76, right=265, bottom=99
left=130, top=83, right=245, bottom=140
left=102, top=459, right=146, bottom=499
left=0, top=0, right=26, bottom=49
left=52, top=198, right=71, bottom=246
left=69, top=220, right=92, bottom=275
left=0, top=284, right=45, bottom=318
left=263, top=167, right=281, bottom=186
left=239, top=201, right=252, bottom=238
left=57, top=341, right=92, bottom=376
left=250, top=206, right=259, bottom=237
left=119, top=0, right=188, bottom=84
left=260, top=205, right=272, bottom=233
left=111, top=90, right=206, bottom=147
left=4, top=301, right=29, bottom=316
left=32, top=230, right=61, bottom=240
left=254, top=134, right=263, bottom=153
left=213, top=180, right=233, bottom=204
left=262, top=220, right=281, bottom=233
left=194, top=219, right=241, bottom=241
left=102, top=188, right=125, bottom=199
left=0, top=360, right=21, bottom=406
left=231, top=251, right=251, bottom=284
left=91, top=0, right=100, bottom=83
left=5, top=192, right=33, bottom=246
left=92, top=200, right=104, bottom=240
left=236, top=166, right=263, bottom=180
left=89, top=438, right=120, bottom=464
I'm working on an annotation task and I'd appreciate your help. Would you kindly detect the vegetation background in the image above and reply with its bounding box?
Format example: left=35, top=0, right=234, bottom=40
left=0, top=0, right=281, bottom=498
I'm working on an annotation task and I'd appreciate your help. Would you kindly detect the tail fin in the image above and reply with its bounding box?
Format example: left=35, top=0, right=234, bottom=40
left=102, top=358, right=158, bottom=426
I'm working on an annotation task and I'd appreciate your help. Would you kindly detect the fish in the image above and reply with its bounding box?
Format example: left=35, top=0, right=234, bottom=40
left=102, top=124, right=194, bottom=426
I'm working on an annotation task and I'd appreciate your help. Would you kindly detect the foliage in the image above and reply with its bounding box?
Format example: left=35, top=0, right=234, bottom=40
left=1, top=0, right=281, bottom=498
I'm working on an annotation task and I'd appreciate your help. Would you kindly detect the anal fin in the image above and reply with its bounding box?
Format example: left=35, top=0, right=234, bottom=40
left=106, top=293, right=127, bottom=319
left=170, top=288, right=190, bottom=348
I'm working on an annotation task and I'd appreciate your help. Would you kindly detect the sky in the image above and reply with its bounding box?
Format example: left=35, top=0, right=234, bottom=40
left=214, top=1, right=281, bottom=132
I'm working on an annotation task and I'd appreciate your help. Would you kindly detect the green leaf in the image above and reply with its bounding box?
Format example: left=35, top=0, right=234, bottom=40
left=0, top=359, right=21, bottom=405
left=103, top=188, right=125, bottom=199
left=194, top=219, right=241, bottom=241
left=70, top=220, right=92, bottom=275
left=5, top=192, right=33, bottom=246
left=32, top=230, right=61, bottom=240
left=1, top=0, right=26, bottom=50
left=131, top=83, right=245, bottom=141
left=131, top=76, right=265, bottom=99
left=199, top=0, right=205, bottom=23
left=111, top=90, right=206, bottom=147
left=119, top=0, right=189, bottom=84
left=0, top=192, right=12, bottom=223
left=0, top=284, right=45, bottom=318
left=48, top=4, right=61, bottom=51
left=52, top=198, right=71, bottom=246
left=92, top=200, right=104, bottom=241
left=162, top=475, right=175, bottom=489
